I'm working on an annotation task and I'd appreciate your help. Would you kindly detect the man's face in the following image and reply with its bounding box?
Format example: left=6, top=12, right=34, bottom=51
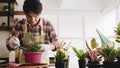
left=25, top=11, right=40, bottom=26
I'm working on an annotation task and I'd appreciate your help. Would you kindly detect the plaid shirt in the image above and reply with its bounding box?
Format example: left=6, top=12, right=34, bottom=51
left=12, top=18, right=58, bottom=46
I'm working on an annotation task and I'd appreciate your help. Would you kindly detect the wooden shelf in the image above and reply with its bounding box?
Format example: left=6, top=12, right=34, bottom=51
left=0, top=11, right=13, bottom=16
left=0, top=11, right=24, bottom=16
left=14, top=11, right=24, bottom=15
left=0, top=0, right=16, bottom=29
left=0, top=0, right=15, bottom=3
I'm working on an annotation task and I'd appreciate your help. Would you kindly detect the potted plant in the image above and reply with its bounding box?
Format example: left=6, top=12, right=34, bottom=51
left=54, top=41, right=72, bottom=68
left=114, top=22, right=120, bottom=63
left=96, top=29, right=119, bottom=68
left=98, top=45, right=118, bottom=68
left=22, top=32, right=44, bottom=64
left=72, top=47, right=87, bottom=68
left=23, top=42, right=43, bottom=64
left=55, top=49, right=68, bottom=68
left=85, top=38, right=102, bottom=68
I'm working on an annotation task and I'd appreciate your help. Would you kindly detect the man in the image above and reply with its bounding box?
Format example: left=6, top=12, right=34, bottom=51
left=7, top=0, right=59, bottom=51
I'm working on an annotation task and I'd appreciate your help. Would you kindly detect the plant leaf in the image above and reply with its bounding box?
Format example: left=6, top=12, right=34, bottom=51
left=96, top=29, right=113, bottom=47
left=91, top=38, right=98, bottom=49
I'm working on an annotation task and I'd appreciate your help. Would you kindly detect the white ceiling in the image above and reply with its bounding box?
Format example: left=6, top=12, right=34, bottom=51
left=40, top=0, right=119, bottom=10
left=15, top=0, right=119, bottom=12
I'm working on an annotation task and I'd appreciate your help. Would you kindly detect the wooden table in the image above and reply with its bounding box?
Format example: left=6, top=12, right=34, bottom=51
left=7, top=63, right=49, bottom=68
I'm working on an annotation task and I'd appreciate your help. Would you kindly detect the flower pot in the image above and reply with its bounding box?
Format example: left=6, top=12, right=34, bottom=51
left=103, top=61, right=118, bottom=68
left=87, top=61, right=101, bottom=68
left=64, top=59, right=69, bottom=68
left=55, top=62, right=65, bottom=68
left=24, top=52, right=42, bottom=64
left=55, top=58, right=69, bottom=68
left=117, top=56, right=120, bottom=63
left=78, top=60, right=86, bottom=68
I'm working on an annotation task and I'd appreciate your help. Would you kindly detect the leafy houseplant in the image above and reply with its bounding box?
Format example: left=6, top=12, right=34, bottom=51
left=98, top=45, right=118, bottom=68
left=72, top=47, right=87, bottom=68
left=22, top=31, right=44, bottom=52
left=55, top=49, right=66, bottom=63
left=22, top=32, right=43, bottom=64
left=54, top=41, right=72, bottom=68
left=96, top=29, right=119, bottom=68
left=55, top=49, right=67, bottom=68
left=98, top=45, right=118, bottom=62
left=73, top=47, right=87, bottom=60
left=25, top=42, right=42, bottom=52
left=96, top=29, right=118, bottom=62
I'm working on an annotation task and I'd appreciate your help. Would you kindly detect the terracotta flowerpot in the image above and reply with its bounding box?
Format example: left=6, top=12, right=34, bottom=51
left=24, top=52, right=42, bottom=64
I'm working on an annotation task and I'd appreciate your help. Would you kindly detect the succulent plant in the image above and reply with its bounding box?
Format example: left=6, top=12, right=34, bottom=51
left=54, top=41, right=72, bottom=63
left=98, top=45, right=118, bottom=62
left=55, top=49, right=66, bottom=62
left=96, top=29, right=113, bottom=47
left=72, top=47, right=87, bottom=60
left=96, top=29, right=119, bottom=62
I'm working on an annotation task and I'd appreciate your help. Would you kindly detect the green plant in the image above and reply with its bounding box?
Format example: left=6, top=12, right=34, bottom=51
left=98, top=45, right=118, bottom=62
left=72, top=47, right=87, bottom=60
left=55, top=49, right=66, bottom=62
left=96, top=29, right=119, bottom=62
left=114, top=22, right=120, bottom=43
left=96, top=29, right=113, bottom=47
left=54, top=40, right=71, bottom=60
left=117, top=47, right=120, bottom=55
left=22, top=33, right=43, bottom=52
left=91, top=38, right=98, bottom=49
left=54, top=41, right=71, bottom=68
left=114, top=22, right=120, bottom=35
left=25, top=42, right=42, bottom=52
